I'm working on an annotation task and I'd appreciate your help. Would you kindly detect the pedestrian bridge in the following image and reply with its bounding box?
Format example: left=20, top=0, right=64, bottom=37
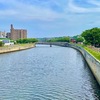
left=36, top=42, right=70, bottom=47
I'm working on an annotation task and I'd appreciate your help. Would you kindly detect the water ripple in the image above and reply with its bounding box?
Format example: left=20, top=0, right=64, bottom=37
left=0, top=45, right=99, bottom=100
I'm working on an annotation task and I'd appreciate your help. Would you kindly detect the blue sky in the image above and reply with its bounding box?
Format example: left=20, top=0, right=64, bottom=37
left=0, top=0, right=100, bottom=38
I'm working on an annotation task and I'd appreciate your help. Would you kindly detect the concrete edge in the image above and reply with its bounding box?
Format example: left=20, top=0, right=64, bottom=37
left=0, top=45, right=35, bottom=54
left=69, top=44, right=100, bottom=85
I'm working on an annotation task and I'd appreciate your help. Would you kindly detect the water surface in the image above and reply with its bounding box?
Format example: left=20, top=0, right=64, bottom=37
left=0, top=45, right=100, bottom=100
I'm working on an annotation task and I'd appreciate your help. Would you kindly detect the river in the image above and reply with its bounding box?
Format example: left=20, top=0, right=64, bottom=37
left=0, top=45, right=100, bottom=100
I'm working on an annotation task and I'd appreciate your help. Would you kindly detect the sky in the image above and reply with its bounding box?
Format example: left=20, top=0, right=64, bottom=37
left=0, top=0, right=100, bottom=38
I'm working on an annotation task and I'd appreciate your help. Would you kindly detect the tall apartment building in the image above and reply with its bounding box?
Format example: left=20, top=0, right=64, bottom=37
left=9, top=24, right=27, bottom=40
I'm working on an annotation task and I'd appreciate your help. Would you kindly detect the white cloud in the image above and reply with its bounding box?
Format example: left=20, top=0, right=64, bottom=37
left=0, top=10, right=17, bottom=16
left=68, top=0, right=88, bottom=13
left=0, top=0, right=64, bottom=21
left=67, top=0, right=100, bottom=13
left=1, top=0, right=100, bottom=20
left=87, top=0, right=100, bottom=6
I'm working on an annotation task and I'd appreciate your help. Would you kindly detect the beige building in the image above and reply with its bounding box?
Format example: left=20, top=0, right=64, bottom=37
left=9, top=24, right=27, bottom=40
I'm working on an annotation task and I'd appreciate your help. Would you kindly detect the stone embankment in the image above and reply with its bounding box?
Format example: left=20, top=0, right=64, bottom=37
left=0, top=44, right=35, bottom=54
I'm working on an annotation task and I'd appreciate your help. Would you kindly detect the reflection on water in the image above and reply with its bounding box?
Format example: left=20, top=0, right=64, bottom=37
left=0, top=44, right=99, bottom=100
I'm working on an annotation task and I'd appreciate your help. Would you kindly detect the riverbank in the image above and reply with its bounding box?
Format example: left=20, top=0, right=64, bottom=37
left=84, top=46, right=100, bottom=61
left=73, top=44, right=100, bottom=61
left=70, top=44, right=100, bottom=85
left=0, top=43, right=35, bottom=54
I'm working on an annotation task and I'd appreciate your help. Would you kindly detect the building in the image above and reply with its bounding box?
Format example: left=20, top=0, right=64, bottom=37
left=0, top=31, right=6, bottom=38
left=9, top=24, right=27, bottom=40
left=70, top=39, right=76, bottom=43
left=0, top=38, right=14, bottom=46
left=6, top=32, right=11, bottom=39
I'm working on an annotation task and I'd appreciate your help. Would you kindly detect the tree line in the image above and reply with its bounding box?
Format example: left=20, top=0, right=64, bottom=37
left=47, top=36, right=84, bottom=43
left=16, top=38, right=38, bottom=44
left=47, top=27, right=100, bottom=47
left=0, top=27, right=100, bottom=47
left=81, top=27, right=100, bottom=47
left=47, top=37, right=70, bottom=42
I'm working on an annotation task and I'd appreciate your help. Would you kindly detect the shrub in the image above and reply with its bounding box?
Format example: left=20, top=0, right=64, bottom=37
left=0, top=41, right=4, bottom=47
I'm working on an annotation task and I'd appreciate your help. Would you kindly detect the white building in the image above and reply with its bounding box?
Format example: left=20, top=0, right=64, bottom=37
left=0, top=31, right=6, bottom=38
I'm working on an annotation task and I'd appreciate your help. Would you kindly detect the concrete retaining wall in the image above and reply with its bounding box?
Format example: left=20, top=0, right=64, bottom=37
left=0, top=44, right=35, bottom=54
left=70, top=44, right=100, bottom=85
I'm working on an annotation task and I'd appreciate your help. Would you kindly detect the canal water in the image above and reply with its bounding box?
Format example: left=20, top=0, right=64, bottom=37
left=0, top=45, right=100, bottom=100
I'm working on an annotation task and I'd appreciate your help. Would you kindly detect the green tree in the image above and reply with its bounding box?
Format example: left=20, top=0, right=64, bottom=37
left=76, top=37, right=84, bottom=42
left=47, top=37, right=70, bottom=42
left=0, top=41, right=4, bottom=47
left=81, top=27, right=100, bottom=47
left=16, top=38, right=38, bottom=44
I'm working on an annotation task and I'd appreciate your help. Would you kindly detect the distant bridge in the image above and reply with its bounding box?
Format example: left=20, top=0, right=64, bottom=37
left=36, top=42, right=70, bottom=47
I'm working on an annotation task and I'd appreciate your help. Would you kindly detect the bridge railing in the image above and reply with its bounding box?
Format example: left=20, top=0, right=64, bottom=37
left=36, top=42, right=70, bottom=47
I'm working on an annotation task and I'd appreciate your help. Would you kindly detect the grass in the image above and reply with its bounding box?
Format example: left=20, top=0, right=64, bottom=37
left=84, top=47, right=100, bottom=61
left=0, top=43, right=35, bottom=49
left=73, top=43, right=100, bottom=61
left=17, top=43, right=34, bottom=47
